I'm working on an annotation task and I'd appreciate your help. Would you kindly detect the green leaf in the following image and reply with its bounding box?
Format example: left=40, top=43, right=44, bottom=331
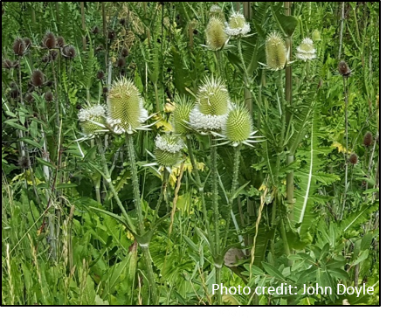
left=261, top=262, right=285, bottom=281
left=272, top=4, right=298, bottom=37
left=351, top=250, right=369, bottom=266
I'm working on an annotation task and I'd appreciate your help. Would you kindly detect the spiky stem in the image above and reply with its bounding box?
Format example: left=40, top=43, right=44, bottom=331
left=340, top=77, right=349, bottom=220
left=126, top=134, right=158, bottom=304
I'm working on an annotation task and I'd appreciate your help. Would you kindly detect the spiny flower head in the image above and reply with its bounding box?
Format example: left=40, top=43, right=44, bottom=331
left=107, top=77, right=149, bottom=134
left=154, top=134, right=185, bottom=167
left=172, top=95, right=194, bottom=135
left=13, top=37, right=26, bottom=56
left=265, top=32, right=287, bottom=71
left=216, top=104, right=261, bottom=147
left=296, top=37, right=316, bottom=62
left=189, top=77, right=231, bottom=133
left=78, top=104, right=107, bottom=137
left=338, top=60, right=351, bottom=77
left=349, top=153, right=358, bottom=165
left=225, top=12, right=250, bottom=37
left=206, top=17, right=228, bottom=51
left=363, top=132, right=373, bottom=147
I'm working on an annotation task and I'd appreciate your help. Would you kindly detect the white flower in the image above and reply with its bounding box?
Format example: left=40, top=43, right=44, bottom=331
left=296, top=37, right=316, bottom=62
left=189, top=104, right=230, bottom=132
left=225, top=12, right=250, bottom=37
left=77, top=104, right=108, bottom=138
left=78, top=104, right=106, bottom=122
left=155, top=134, right=185, bottom=153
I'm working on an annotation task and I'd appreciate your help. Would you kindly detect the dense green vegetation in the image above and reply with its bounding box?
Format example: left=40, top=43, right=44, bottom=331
left=2, top=2, right=379, bottom=305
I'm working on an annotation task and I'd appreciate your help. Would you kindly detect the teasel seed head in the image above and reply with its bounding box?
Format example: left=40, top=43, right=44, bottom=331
left=97, top=70, right=105, bottom=80
left=173, top=95, right=194, bottom=135
left=10, top=88, right=20, bottom=100
left=2, top=58, right=14, bottom=69
left=31, top=70, right=45, bottom=87
left=78, top=104, right=107, bottom=137
left=107, top=77, right=149, bottom=134
left=25, top=93, right=34, bottom=104
left=225, top=12, right=250, bottom=37
left=108, top=30, right=116, bottom=42
left=338, top=60, right=351, bottom=77
left=102, top=87, right=109, bottom=95
left=44, top=91, right=53, bottom=102
left=363, top=131, right=373, bottom=147
left=117, top=56, right=126, bottom=68
left=312, top=29, right=321, bottom=42
left=296, top=37, right=316, bottom=62
left=154, top=134, right=185, bottom=167
left=265, top=32, right=287, bottom=71
left=62, top=45, right=76, bottom=59
left=349, top=153, right=358, bottom=165
left=57, top=36, right=65, bottom=48
left=121, top=48, right=129, bottom=58
left=206, top=17, right=228, bottom=51
left=92, top=26, right=99, bottom=34
left=13, top=37, right=26, bottom=56
left=18, top=156, right=30, bottom=169
left=42, top=31, right=57, bottom=49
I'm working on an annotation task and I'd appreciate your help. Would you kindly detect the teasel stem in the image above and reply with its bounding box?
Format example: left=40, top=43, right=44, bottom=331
left=284, top=2, right=294, bottom=223
left=126, top=133, right=158, bottom=304
left=186, top=136, right=215, bottom=251
left=96, top=137, right=131, bottom=226
left=340, top=77, right=349, bottom=220
left=211, top=136, right=222, bottom=305
left=338, top=2, right=345, bottom=60
left=154, top=168, right=168, bottom=221
left=222, top=145, right=242, bottom=249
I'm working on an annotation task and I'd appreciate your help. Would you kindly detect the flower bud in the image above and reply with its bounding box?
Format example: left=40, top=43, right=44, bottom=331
left=296, top=37, right=316, bottom=62
left=206, top=17, right=228, bottom=51
left=363, top=132, right=373, bottom=147
left=173, top=95, right=194, bottom=134
left=223, top=104, right=252, bottom=145
left=312, top=29, right=321, bottom=41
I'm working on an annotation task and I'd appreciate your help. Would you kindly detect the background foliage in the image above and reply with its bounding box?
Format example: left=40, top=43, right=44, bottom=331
left=2, top=2, right=379, bottom=305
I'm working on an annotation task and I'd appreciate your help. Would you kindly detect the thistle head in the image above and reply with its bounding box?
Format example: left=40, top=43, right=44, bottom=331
left=42, top=31, right=57, bottom=49
left=223, top=104, right=253, bottom=145
left=338, top=60, right=351, bottom=77
left=349, top=153, right=358, bottom=165
left=154, top=134, right=185, bottom=167
left=225, top=12, right=250, bottom=37
left=107, top=77, right=148, bottom=134
left=13, top=37, right=26, bottom=56
left=363, top=132, right=373, bottom=147
left=265, top=32, right=287, bottom=71
left=78, top=104, right=107, bottom=137
left=173, top=95, right=194, bottom=135
left=296, top=37, right=316, bottom=62
left=189, top=77, right=231, bottom=132
left=206, top=17, right=228, bottom=51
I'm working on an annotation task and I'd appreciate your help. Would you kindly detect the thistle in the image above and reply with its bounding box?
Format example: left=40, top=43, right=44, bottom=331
left=215, top=104, right=261, bottom=147
left=189, top=77, right=231, bottom=133
left=338, top=60, right=351, bottom=77
left=78, top=104, right=107, bottom=137
left=172, top=95, right=194, bottom=135
left=296, top=37, right=316, bottom=62
left=265, top=32, right=287, bottom=71
left=205, top=17, right=228, bottom=51
left=363, top=132, right=373, bottom=147
left=225, top=12, right=250, bottom=37
left=107, top=77, right=150, bottom=134
left=153, top=134, right=185, bottom=168
left=349, top=153, right=358, bottom=165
